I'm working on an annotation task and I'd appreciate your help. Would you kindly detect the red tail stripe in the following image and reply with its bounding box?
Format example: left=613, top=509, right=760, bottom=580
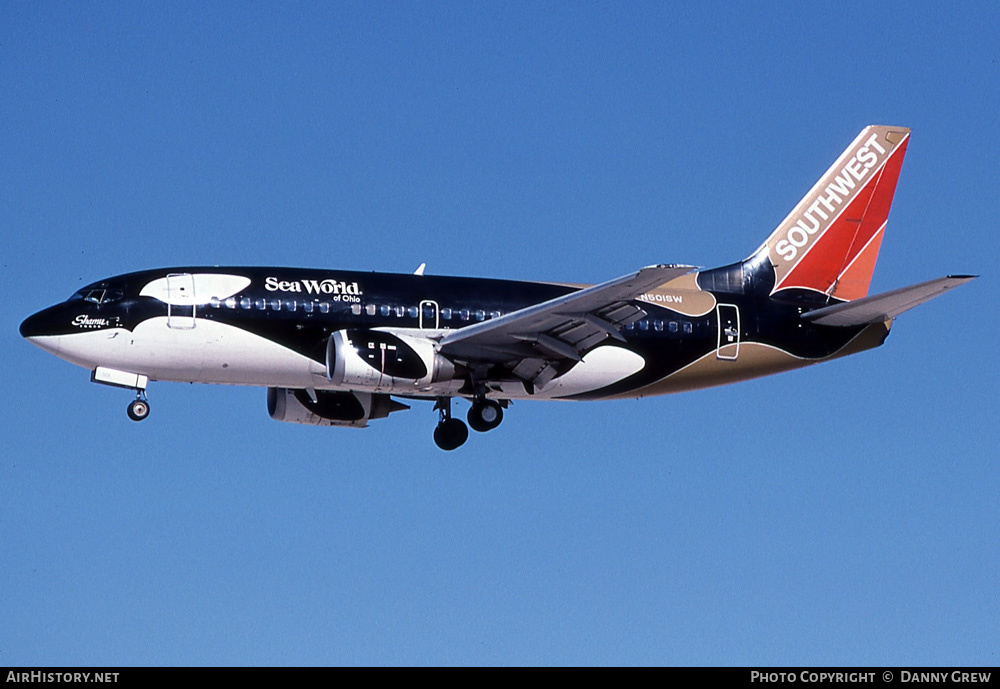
left=775, top=135, right=908, bottom=297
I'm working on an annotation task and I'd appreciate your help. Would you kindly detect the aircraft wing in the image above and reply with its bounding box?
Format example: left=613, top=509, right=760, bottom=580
left=801, top=275, right=976, bottom=327
left=438, top=264, right=694, bottom=389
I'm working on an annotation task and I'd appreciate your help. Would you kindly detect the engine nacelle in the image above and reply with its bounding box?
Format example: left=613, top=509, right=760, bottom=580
left=326, top=329, right=461, bottom=393
left=267, top=387, right=408, bottom=427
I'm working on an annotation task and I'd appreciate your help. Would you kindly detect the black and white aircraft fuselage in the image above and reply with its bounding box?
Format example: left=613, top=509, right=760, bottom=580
left=20, top=126, right=974, bottom=449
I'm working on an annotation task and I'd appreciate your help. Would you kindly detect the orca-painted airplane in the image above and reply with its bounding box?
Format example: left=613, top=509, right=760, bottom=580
left=20, top=125, right=974, bottom=450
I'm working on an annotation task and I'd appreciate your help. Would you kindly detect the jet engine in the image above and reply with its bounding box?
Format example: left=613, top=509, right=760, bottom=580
left=267, top=387, right=408, bottom=427
left=325, top=329, right=461, bottom=393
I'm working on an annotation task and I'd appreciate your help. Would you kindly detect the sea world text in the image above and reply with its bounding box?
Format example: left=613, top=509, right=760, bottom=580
left=265, top=277, right=362, bottom=297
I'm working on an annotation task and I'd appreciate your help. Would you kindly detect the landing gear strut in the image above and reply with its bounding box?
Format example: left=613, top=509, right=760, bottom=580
left=433, top=397, right=468, bottom=451
left=127, top=390, right=150, bottom=422
left=468, top=398, right=503, bottom=432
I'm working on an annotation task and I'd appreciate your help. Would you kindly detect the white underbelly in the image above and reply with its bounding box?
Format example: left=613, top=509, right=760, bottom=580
left=41, top=318, right=324, bottom=388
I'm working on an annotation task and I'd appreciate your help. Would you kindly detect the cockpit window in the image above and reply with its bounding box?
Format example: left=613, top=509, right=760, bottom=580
left=70, top=286, right=124, bottom=304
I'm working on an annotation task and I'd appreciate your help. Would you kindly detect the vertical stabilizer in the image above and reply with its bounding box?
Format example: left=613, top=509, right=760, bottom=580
left=761, top=125, right=910, bottom=301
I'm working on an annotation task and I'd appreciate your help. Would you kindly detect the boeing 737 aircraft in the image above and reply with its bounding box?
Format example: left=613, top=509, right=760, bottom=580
left=20, top=126, right=974, bottom=449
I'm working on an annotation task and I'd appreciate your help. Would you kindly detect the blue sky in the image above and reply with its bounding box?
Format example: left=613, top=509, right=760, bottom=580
left=2, top=2, right=997, bottom=666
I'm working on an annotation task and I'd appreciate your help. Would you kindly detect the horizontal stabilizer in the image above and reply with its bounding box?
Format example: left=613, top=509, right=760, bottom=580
left=801, top=275, right=976, bottom=326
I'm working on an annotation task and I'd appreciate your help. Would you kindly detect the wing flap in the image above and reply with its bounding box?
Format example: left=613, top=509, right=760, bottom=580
left=438, top=264, right=694, bottom=377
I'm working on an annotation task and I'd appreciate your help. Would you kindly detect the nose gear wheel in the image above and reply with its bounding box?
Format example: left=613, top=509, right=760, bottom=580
left=127, top=392, right=150, bottom=422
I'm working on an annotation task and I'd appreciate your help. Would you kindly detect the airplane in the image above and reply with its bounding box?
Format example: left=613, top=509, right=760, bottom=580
left=20, top=125, right=975, bottom=450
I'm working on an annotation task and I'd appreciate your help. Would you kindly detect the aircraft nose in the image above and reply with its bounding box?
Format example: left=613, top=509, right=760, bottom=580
left=20, top=304, right=72, bottom=339
left=21, top=309, right=48, bottom=338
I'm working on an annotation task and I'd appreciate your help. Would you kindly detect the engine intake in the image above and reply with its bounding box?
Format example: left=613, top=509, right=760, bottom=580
left=326, top=329, right=459, bottom=393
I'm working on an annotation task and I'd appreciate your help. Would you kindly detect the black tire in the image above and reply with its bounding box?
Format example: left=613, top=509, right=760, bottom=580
left=127, top=399, right=150, bottom=422
left=433, top=418, right=469, bottom=450
left=467, top=399, right=503, bottom=432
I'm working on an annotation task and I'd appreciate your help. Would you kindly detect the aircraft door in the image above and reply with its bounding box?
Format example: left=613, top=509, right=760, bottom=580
left=419, top=300, right=439, bottom=329
left=716, top=304, right=740, bottom=360
left=166, top=273, right=197, bottom=329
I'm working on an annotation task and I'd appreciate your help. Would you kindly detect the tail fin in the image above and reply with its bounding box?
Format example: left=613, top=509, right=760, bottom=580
left=761, top=125, right=910, bottom=301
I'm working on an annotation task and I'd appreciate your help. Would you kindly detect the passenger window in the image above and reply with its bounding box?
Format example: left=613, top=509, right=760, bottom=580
left=490, top=310, right=501, bottom=319
left=441, top=308, right=452, bottom=320
left=683, top=322, right=693, bottom=334
left=225, top=298, right=236, bottom=309
left=654, top=320, right=663, bottom=332
left=319, top=303, right=330, bottom=314
left=284, top=300, right=296, bottom=312
left=270, top=299, right=282, bottom=311
left=638, top=320, right=648, bottom=331
left=366, top=304, right=376, bottom=316
left=351, top=304, right=362, bottom=315
left=210, top=296, right=221, bottom=308
left=475, top=309, right=486, bottom=321
left=459, top=309, right=470, bottom=322
left=407, top=306, right=418, bottom=319
left=395, top=306, right=405, bottom=318
left=669, top=321, right=678, bottom=333
left=255, top=299, right=266, bottom=310
left=302, top=301, right=314, bottom=313
left=240, top=297, right=251, bottom=309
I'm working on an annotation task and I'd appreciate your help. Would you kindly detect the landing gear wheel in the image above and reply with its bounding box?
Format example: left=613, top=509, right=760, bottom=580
left=434, top=418, right=469, bottom=451
left=468, top=399, right=503, bottom=432
left=127, top=399, right=150, bottom=422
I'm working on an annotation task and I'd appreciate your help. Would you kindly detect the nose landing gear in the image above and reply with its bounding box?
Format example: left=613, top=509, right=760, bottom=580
left=127, top=391, right=150, bottom=422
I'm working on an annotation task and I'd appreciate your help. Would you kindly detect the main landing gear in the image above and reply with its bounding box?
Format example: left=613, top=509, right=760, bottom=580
left=468, top=398, right=503, bottom=432
left=433, top=398, right=468, bottom=451
left=126, top=390, right=150, bottom=422
left=433, top=397, right=505, bottom=450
